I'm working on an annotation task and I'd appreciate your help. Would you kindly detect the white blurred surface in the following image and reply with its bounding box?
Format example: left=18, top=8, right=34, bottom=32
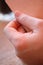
left=0, top=12, right=15, bottom=22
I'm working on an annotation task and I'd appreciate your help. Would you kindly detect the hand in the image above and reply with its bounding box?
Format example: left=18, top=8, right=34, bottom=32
left=4, top=11, right=43, bottom=65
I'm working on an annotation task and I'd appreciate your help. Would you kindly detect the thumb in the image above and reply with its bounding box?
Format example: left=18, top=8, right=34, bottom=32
left=15, top=11, right=41, bottom=31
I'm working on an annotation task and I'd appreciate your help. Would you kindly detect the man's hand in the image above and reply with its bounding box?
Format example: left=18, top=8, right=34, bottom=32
left=4, top=11, right=43, bottom=65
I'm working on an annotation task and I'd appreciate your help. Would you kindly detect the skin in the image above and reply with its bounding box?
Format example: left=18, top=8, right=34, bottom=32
left=4, top=11, right=43, bottom=65
left=6, top=0, right=43, bottom=19
left=4, top=0, right=43, bottom=65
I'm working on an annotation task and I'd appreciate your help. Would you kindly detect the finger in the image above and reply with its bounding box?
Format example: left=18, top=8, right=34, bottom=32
left=5, top=19, right=20, bottom=29
left=4, top=19, right=24, bottom=40
left=18, top=26, right=25, bottom=33
left=6, top=19, right=26, bottom=33
left=15, top=11, right=42, bottom=31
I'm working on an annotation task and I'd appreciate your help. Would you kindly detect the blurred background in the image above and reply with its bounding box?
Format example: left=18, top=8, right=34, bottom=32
left=0, top=0, right=14, bottom=21
left=0, top=0, right=12, bottom=14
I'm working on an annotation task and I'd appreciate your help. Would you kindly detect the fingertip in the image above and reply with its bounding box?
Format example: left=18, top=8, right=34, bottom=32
left=15, top=10, right=22, bottom=17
